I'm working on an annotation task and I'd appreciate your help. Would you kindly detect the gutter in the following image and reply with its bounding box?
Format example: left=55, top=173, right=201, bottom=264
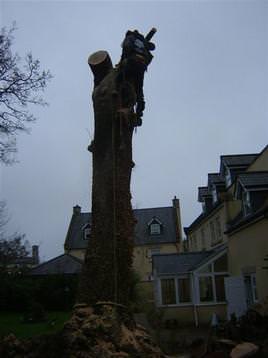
left=226, top=206, right=268, bottom=236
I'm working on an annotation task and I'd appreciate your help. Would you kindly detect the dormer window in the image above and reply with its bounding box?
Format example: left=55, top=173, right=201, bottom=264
left=202, top=202, right=206, bottom=213
left=148, top=217, right=162, bottom=235
left=242, top=191, right=251, bottom=216
left=150, top=223, right=161, bottom=235
left=212, top=186, right=218, bottom=204
left=225, top=167, right=232, bottom=187
left=82, top=224, right=91, bottom=240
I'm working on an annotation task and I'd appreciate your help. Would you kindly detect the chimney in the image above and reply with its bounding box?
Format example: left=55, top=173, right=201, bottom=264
left=172, top=196, right=183, bottom=248
left=32, top=245, right=39, bottom=265
left=172, top=196, right=180, bottom=208
left=73, top=205, right=81, bottom=215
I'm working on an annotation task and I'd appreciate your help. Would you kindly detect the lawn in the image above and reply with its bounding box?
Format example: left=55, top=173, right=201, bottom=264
left=0, top=311, right=71, bottom=339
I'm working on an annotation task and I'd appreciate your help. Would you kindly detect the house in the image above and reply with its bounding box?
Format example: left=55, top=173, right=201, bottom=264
left=64, top=197, right=182, bottom=294
left=6, top=245, right=40, bottom=274
left=153, top=145, right=268, bottom=325
left=153, top=244, right=228, bottom=325
left=31, top=197, right=183, bottom=298
left=29, top=253, right=82, bottom=276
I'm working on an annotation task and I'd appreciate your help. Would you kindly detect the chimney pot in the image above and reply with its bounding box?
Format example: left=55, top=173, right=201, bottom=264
left=172, top=196, right=180, bottom=208
left=32, top=245, right=39, bottom=265
left=73, top=205, right=81, bottom=215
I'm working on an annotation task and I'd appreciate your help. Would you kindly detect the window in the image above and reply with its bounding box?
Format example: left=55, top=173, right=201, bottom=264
left=252, top=274, right=258, bottom=302
left=161, top=279, right=176, bottom=305
left=225, top=167, right=232, bottom=187
left=215, top=217, right=222, bottom=238
left=83, top=225, right=91, bottom=240
left=178, top=278, right=191, bottom=303
left=201, top=228, right=205, bottom=249
left=197, top=253, right=228, bottom=303
left=210, top=222, right=216, bottom=244
left=198, top=264, right=212, bottom=273
left=214, top=254, right=228, bottom=272
left=215, top=275, right=227, bottom=301
left=161, top=276, right=192, bottom=305
left=212, top=186, right=218, bottom=204
left=202, top=202, right=206, bottom=213
left=244, top=273, right=258, bottom=305
left=192, top=234, right=197, bottom=250
left=148, top=217, right=162, bottom=235
left=199, top=276, right=213, bottom=302
left=150, top=223, right=161, bottom=235
left=243, top=191, right=251, bottom=216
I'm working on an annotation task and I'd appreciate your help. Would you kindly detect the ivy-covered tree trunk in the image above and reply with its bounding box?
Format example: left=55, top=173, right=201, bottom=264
left=78, top=55, right=137, bottom=306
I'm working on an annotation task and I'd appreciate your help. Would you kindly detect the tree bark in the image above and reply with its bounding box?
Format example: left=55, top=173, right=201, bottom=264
left=78, top=64, right=137, bottom=306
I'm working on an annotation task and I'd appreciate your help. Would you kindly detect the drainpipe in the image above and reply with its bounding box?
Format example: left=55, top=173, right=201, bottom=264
left=191, top=272, right=199, bottom=327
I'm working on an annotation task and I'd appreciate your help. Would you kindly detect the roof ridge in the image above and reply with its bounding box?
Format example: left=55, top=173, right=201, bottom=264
left=76, top=206, right=174, bottom=215
left=133, top=206, right=172, bottom=211
left=221, top=153, right=258, bottom=158
left=31, top=253, right=82, bottom=270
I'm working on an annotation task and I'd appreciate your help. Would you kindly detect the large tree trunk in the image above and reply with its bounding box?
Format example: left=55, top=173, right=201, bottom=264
left=78, top=60, right=137, bottom=306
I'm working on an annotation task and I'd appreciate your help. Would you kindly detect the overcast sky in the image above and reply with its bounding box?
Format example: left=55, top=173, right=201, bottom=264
left=1, top=0, right=267, bottom=261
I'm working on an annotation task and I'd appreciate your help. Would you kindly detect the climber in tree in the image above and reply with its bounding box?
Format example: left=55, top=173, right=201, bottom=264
left=118, top=28, right=156, bottom=126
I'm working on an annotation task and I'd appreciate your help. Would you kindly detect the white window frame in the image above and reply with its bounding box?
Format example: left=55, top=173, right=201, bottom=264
left=150, top=223, right=161, bottom=235
left=251, top=273, right=258, bottom=302
left=244, top=273, right=258, bottom=304
left=82, top=223, right=91, bottom=240
left=148, top=217, right=162, bottom=236
left=195, top=252, right=229, bottom=305
left=242, top=190, right=251, bottom=216
left=212, top=186, right=218, bottom=204
left=159, top=275, right=192, bottom=307
left=225, top=167, right=232, bottom=187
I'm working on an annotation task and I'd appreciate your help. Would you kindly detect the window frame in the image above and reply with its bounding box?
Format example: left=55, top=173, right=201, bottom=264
left=148, top=217, right=162, bottom=236
left=150, top=223, right=161, bottom=235
left=242, top=190, right=251, bottom=216
left=160, top=275, right=192, bottom=307
left=225, top=167, right=232, bottom=187
left=196, top=253, right=229, bottom=305
left=82, top=223, right=91, bottom=240
left=212, top=185, right=218, bottom=204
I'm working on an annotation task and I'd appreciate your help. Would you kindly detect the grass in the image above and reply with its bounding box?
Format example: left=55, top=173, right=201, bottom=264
left=0, top=311, right=71, bottom=339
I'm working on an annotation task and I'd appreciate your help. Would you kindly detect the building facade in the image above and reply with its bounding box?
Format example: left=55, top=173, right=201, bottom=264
left=64, top=197, right=183, bottom=294
left=153, top=145, right=268, bottom=325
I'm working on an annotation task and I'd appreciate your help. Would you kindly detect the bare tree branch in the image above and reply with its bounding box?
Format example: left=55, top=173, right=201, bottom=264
left=0, top=24, right=52, bottom=164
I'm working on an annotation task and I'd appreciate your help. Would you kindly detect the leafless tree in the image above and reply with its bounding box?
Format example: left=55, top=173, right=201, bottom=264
left=0, top=200, right=29, bottom=270
left=0, top=24, right=52, bottom=164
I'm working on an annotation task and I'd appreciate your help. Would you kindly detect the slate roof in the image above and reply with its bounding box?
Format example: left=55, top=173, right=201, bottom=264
left=198, top=186, right=211, bottom=202
left=184, top=199, right=223, bottom=234
left=65, top=213, right=92, bottom=250
left=153, top=245, right=226, bottom=275
left=133, top=207, right=177, bottom=245
left=29, top=254, right=82, bottom=275
left=220, top=154, right=258, bottom=174
left=237, top=171, right=268, bottom=189
left=64, top=206, right=177, bottom=250
left=208, top=173, right=225, bottom=188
